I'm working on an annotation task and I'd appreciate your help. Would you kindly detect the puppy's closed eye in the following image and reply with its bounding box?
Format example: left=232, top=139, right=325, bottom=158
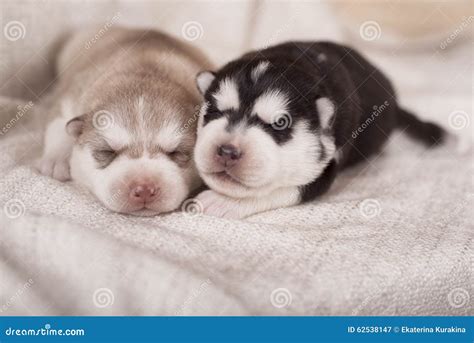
left=166, top=149, right=191, bottom=166
left=93, top=148, right=117, bottom=169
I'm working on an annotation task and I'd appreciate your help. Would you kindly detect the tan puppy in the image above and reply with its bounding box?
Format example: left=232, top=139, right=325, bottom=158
left=38, top=27, right=213, bottom=215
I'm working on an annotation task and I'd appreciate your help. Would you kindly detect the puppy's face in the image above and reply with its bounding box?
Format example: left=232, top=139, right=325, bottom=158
left=67, top=95, right=200, bottom=216
left=194, top=60, right=337, bottom=198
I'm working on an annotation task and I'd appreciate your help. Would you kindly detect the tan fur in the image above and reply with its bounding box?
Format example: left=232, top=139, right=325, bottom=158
left=55, top=27, right=212, bottom=131
left=39, top=27, right=213, bottom=214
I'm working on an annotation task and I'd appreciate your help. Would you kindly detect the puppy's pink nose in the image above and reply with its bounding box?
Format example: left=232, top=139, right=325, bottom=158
left=216, top=144, right=241, bottom=167
left=129, top=184, right=158, bottom=204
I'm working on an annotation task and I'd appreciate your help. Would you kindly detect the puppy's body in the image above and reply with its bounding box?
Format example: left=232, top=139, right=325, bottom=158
left=39, top=27, right=213, bottom=215
left=194, top=42, right=444, bottom=218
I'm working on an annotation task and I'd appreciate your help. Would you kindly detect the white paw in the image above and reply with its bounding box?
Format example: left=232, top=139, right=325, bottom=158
left=195, top=190, right=251, bottom=219
left=36, top=157, right=71, bottom=182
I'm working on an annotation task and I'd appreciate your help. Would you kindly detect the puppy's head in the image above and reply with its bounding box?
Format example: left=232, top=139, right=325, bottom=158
left=194, top=59, right=337, bottom=198
left=67, top=90, right=201, bottom=216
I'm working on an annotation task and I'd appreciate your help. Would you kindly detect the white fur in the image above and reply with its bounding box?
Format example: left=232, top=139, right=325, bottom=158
left=40, top=96, right=200, bottom=215
left=251, top=61, right=270, bottom=83
left=317, top=53, right=327, bottom=63
left=278, top=121, right=333, bottom=186
left=136, top=95, right=151, bottom=140
left=194, top=115, right=336, bottom=203
left=60, top=98, right=76, bottom=120
left=196, top=186, right=300, bottom=219
left=153, top=120, right=183, bottom=153
left=196, top=71, right=215, bottom=95
left=69, top=146, right=194, bottom=215
left=102, top=124, right=131, bottom=151
left=37, top=98, right=79, bottom=180
left=251, top=89, right=289, bottom=124
left=194, top=117, right=234, bottom=174
left=213, top=78, right=240, bottom=111
left=316, top=97, right=335, bottom=129
left=38, top=116, right=74, bottom=181
left=136, top=96, right=148, bottom=145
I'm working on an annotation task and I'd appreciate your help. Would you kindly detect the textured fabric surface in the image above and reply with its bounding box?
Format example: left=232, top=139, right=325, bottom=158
left=0, top=1, right=473, bottom=316
left=0, top=127, right=472, bottom=315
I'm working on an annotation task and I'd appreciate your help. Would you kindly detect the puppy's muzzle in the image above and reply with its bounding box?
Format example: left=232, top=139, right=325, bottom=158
left=216, top=144, right=242, bottom=168
left=129, top=182, right=159, bottom=205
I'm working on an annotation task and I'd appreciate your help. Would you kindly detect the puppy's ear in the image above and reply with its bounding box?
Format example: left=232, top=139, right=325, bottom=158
left=66, top=115, right=85, bottom=138
left=315, top=97, right=336, bottom=130
left=196, top=71, right=216, bottom=95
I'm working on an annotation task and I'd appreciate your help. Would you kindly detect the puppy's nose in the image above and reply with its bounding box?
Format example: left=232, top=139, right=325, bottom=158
left=216, top=144, right=241, bottom=166
left=129, top=184, right=158, bottom=204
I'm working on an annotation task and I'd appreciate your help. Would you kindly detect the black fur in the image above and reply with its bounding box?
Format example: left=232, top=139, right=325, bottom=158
left=202, top=41, right=446, bottom=203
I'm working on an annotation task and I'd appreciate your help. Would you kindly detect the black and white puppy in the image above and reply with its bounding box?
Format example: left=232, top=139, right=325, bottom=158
left=194, top=42, right=445, bottom=219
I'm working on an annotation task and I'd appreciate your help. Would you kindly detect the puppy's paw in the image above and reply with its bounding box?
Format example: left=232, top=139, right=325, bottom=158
left=37, top=157, right=71, bottom=182
left=195, top=190, right=250, bottom=219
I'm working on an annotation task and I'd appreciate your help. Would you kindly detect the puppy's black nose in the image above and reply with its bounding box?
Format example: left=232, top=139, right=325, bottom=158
left=217, top=144, right=241, bottom=160
left=216, top=144, right=241, bottom=166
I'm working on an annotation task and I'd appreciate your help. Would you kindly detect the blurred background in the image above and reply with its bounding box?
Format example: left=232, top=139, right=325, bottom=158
left=0, top=0, right=472, bottom=137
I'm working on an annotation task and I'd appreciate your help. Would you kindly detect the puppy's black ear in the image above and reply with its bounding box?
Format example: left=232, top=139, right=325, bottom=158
left=196, top=71, right=216, bottom=95
left=66, top=115, right=85, bottom=138
left=315, top=97, right=336, bottom=130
